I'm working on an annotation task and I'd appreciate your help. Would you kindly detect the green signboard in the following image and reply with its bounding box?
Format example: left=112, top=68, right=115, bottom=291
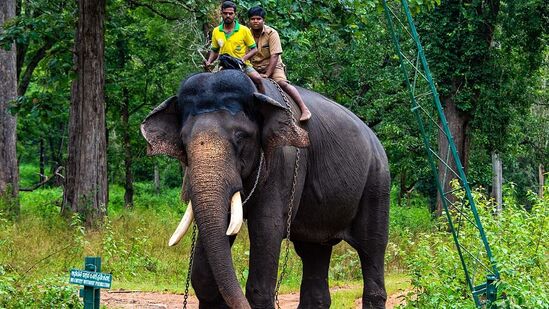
left=70, top=269, right=112, bottom=289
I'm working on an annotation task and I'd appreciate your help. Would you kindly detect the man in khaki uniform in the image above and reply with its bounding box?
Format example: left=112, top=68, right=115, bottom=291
left=248, top=7, right=311, bottom=121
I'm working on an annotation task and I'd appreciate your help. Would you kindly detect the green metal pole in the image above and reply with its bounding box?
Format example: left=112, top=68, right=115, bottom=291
left=380, top=0, right=477, bottom=302
left=399, top=1, right=499, bottom=278
left=81, top=257, right=101, bottom=309
left=381, top=0, right=501, bottom=306
left=398, top=7, right=501, bottom=304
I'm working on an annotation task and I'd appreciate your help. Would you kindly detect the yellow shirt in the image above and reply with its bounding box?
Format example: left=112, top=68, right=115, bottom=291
left=211, top=22, right=256, bottom=65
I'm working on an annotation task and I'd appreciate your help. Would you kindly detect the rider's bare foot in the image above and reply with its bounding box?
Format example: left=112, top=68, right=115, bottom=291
left=300, top=109, right=312, bottom=122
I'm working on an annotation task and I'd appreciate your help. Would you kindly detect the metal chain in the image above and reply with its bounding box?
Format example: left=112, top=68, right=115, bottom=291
left=266, top=78, right=296, bottom=118
left=275, top=148, right=300, bottom=309
left=183, top=224, right=197, bottom=309
left=267, top=78, right=301, bottom=308
left=242, top=151, right=264, bottom=206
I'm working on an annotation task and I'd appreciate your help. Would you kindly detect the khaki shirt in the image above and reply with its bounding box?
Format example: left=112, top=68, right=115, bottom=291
left=251, top=25, right=284, bottom=73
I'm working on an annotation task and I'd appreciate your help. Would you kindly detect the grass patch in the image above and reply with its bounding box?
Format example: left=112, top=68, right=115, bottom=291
left=1, top=184, right=431, bottom=306
left=330, top=273, right=410, bottom=308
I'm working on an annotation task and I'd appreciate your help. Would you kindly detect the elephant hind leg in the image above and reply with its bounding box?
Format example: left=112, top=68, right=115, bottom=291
left=294, top=241, right=332, bottom=309
left=347, top=179, right=390, bottom=309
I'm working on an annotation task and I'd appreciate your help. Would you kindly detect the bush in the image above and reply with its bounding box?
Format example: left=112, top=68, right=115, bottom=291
left=386, top=202, right=434, bottom=272
left=0, top=267, right=81, bottom=308
left=401, top=187, right=549, bottom=308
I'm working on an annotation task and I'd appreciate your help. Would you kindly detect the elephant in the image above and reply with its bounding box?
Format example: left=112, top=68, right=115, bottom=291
left=141, top=69, right=390, bottom=309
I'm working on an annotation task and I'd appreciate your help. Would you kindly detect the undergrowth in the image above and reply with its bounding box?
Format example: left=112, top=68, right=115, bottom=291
left=400, top=185, right=549, bottom=308
left=2, top=178, right=545, bottom=308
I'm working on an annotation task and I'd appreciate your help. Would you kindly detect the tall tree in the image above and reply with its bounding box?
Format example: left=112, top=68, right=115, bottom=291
left=429, top=0, right=501, bottom=214
left=1, top=0, right=75, bottom=183
left=62, top=0, right=107, bottom=226
left=0, top=0, right=19, bottom=217
left=420, top=0, right=547, bottom=213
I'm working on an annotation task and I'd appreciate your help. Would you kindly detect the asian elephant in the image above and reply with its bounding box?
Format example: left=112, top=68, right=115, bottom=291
left=141, top=69, right=390, bottom=309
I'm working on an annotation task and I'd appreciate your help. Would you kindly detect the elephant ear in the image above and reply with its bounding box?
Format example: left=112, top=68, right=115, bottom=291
left=254, top=92, right=310, bottom=158
left=140, top=96, right=186, bottom=162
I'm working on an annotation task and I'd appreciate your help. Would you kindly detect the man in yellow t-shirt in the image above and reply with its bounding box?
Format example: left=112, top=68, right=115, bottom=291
left=248, top=6, right=311, bottom=121
left=204, top=1, right=265, bottom=93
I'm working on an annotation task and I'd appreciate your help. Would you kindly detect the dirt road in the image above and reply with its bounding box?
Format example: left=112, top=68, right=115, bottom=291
left=102, top=289, right=406, bottom=308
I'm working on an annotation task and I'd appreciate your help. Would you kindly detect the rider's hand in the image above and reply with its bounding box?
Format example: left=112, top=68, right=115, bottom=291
left=203, top=61, right=211, bottom=71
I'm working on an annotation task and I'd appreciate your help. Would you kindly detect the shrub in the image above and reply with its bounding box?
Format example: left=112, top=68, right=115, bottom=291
left=401, top=187, right=549, bottom=308
left=0, top=267, right=81, bottom=308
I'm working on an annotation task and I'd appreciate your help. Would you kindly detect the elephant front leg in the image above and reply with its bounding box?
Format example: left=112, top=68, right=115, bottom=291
left=245, top=217, right=284, bottom=309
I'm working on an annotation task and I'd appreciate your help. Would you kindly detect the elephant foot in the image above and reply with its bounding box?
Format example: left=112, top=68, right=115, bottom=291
left=362, top=293, right=386, bottom=309
left=198, top=301, right=231, bottom=309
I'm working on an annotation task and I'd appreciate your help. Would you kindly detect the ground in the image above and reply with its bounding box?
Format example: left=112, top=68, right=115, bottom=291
left=101, top=288, right=407, bottom=308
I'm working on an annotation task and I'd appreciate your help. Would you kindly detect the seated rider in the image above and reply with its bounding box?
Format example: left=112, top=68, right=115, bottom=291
left=248, top=6, right=312, bottom=121
left=204, top=1, right=265, bottom=93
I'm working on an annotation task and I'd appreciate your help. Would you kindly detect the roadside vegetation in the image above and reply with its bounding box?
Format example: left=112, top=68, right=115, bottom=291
left=0, top=0, right=546, bottom=308
left=1, top=166, right=547, bottom=307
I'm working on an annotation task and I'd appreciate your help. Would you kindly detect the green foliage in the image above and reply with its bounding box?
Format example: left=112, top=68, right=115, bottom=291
left=417, top=0, right=547, bottom=194
left=0, top=269, right=82, bottom=309
left=401, top=188, right=549, bottom=308
left=0, top=186, right=19, bottom=220
left=1, top=0, right=75, bottom=169
left=0, top=188, right=84, bottom=308
left=386, top=201, right=435, bottom=272
left=5, top=0, right=544, bottom=212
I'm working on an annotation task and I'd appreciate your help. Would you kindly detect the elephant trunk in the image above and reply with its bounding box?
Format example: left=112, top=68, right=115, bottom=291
left=188, top=132, right=250, bottom=309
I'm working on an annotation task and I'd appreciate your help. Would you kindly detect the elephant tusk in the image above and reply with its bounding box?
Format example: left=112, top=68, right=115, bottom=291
left=168, top=201, right=194, bottom=247
left=226, top=192, right=243, bottom=236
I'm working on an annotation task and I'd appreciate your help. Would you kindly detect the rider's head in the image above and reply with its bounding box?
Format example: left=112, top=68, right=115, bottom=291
left=221, top=1, right=237, bottom=25
left=248, top=6, right=265, bottom=31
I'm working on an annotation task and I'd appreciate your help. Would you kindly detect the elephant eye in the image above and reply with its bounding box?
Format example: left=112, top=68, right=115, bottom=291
left=234, top=131, right=249, bottom=143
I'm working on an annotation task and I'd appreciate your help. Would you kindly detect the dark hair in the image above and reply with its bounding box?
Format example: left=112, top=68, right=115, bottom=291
left=247, top=6, right=265, bottom=18
left=221, top=1, right=237, bottom=11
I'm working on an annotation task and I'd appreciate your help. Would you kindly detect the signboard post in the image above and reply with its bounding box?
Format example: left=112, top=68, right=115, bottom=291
left=69, top=257, right=112, bottom=309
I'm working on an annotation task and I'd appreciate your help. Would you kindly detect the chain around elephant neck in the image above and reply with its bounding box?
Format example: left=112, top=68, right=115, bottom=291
left=267, top=78, right=301, bottom=308
left=242, top=151, right=264, bottom=205
left=266, top=78, right=296, bottom=119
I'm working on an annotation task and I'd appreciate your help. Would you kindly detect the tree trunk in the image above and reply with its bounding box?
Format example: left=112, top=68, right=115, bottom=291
left=0, top=0, right=20, bottom=217
left=491, top=151, right=503, bottom=213
left=154, top=164, right=160, bottom=194
left=539, top=164, right=545, bottom=199
left=436, top=95, right=470, bottom=216
left=62, top=0, right=107, bottom=227
left=122, top=87, right=133, bottom=208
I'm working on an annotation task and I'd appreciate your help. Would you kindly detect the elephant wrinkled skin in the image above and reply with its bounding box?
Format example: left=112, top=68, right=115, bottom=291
left=141, top=70, right=390, bottom=309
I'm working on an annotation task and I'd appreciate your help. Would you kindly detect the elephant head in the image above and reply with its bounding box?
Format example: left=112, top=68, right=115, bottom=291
left=140, top=70, right=309, bottom=308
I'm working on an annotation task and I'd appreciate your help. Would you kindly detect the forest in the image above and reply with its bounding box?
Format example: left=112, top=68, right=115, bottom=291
left=0, top=0, right=547, bottom=308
